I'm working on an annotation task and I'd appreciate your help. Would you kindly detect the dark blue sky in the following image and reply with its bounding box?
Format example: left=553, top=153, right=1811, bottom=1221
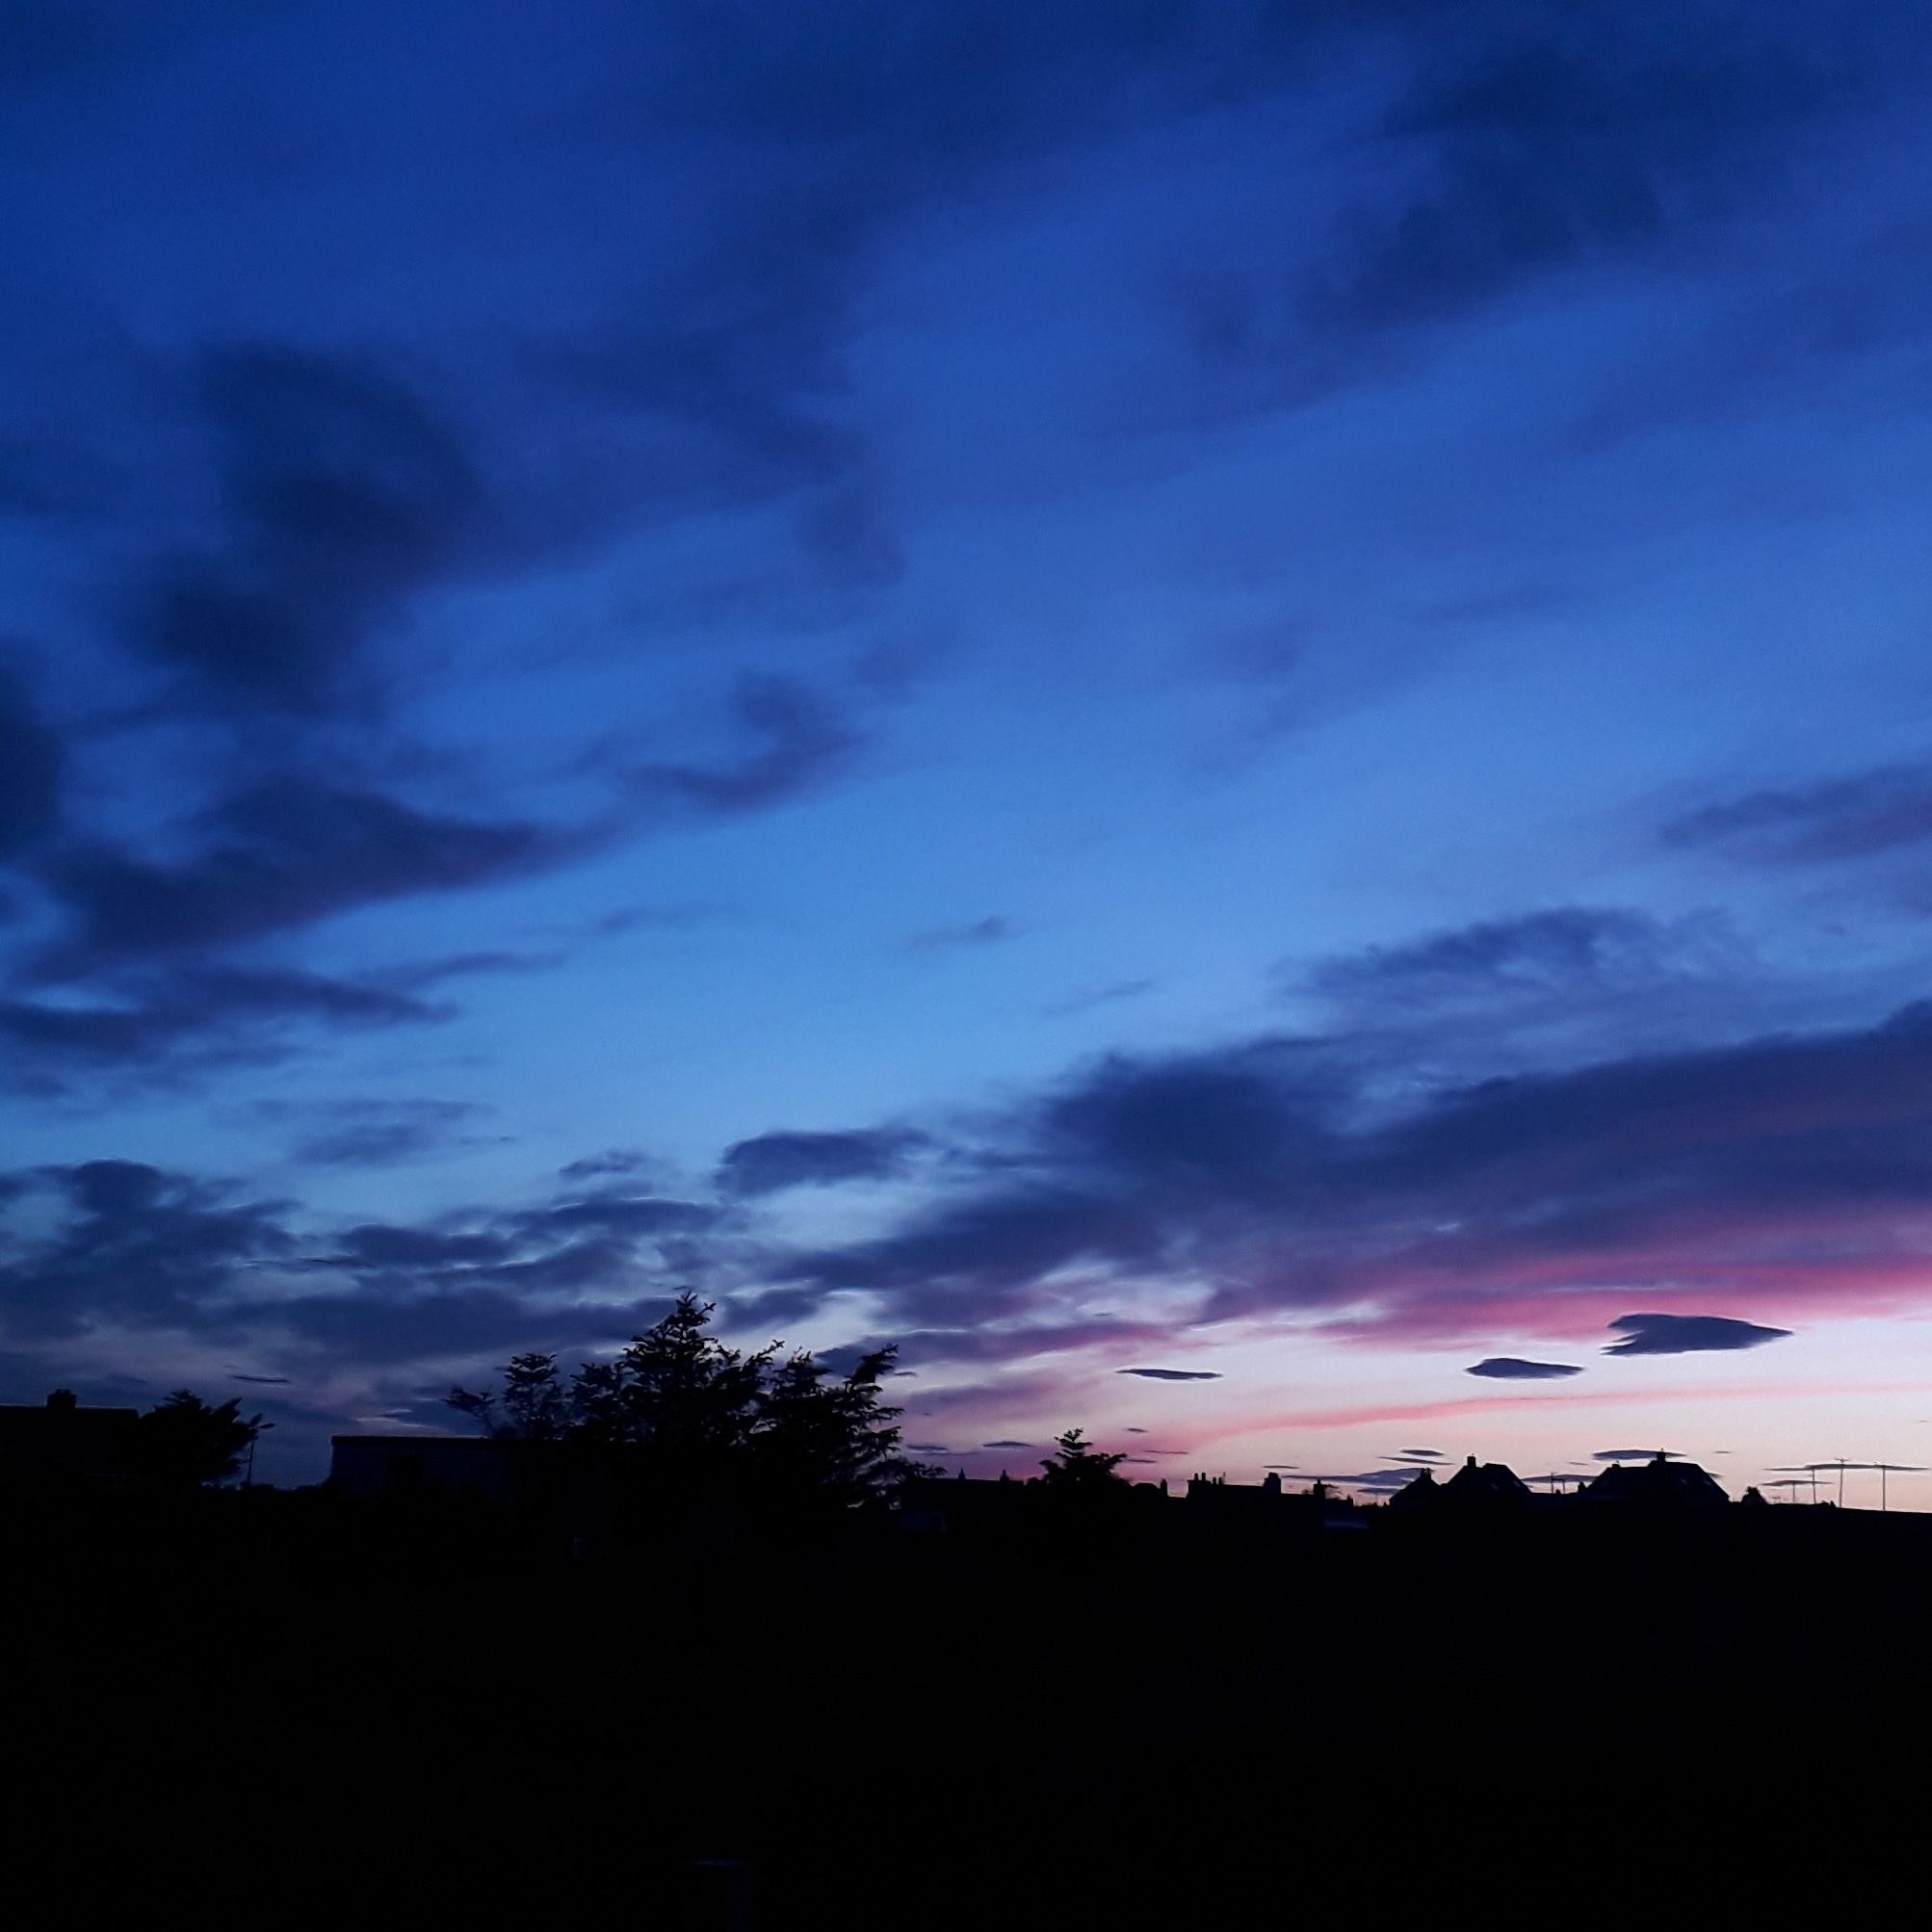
left=6, top=2, right=1932, bottom=1497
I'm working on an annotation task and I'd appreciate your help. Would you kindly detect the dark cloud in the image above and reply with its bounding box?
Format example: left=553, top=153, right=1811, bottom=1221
left=40, top=778, right=579, bottom=972
left=1664, top=766, right=1932, bottom=867
left=0, top=1157, right=726, bottom=1371
left=910, top=915, right=1019, bottom=953
left=1306, top=907, right=1718, bottom=1006
left=592, top=901, right=730, bottom=939
left=0, top=434, right=111, bottom=519
left=629, top=676, right=861, bottom=818
left=1319, top=15, right=1891, bottom=336
left=1603, top=1313, right=1792, bottom=1356
left=770, top=1000, right=1932, bottom=1352
left=1593, top=1449, right=1675, bottom=1463
left=122, top=344, right=484, bottom=717
left=229, top=1372, right=292, bottom=1385
left=1118, top=1368, right=1221, bottom=1382
left=1466, top=1358, right=1583, bottom=1380
left=0, top=1159, right=296, bottom=1342
left=1044, top=978, right=1158, bottom=1019
left=266, top=1099, right=493, bottom=1170
left=0, top=963, right=441, bottom=1088
left=1397, top=1448, right=1444, bottom=1458
left=558, top=1149, right=658, bottom=1183
left=0, top=3, right=241, bottom=97
left=0, top=664, right=64, bottom=858
left=981, top=1439, right=1032, bottom=1449
left=717, top=1127, right=929, bottom=1197
left=1310, top=1469, right=1423, bottom=1492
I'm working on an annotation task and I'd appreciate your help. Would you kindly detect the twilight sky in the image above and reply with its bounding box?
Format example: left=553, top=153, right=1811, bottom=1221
left=6, top=1, right=1932, bottom=1500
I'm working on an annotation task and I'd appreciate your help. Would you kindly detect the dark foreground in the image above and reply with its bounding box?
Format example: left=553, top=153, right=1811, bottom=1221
left=7, top=1493, right=1928, bottom=1926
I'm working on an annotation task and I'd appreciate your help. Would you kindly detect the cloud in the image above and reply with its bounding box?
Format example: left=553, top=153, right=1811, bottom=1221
left=981, top=1439, right=1032, bottom=1449
left=0, top=664, right=64, bottom=858
left=0, top=963, right=443, bottom=1089
left=121, top=344, right=484, bottom=717
left=1593, top=1449, right=1673, bottom=1463
left=0, top=1159, right=297, bottom=1342
left=909, top=915, right=1019, bottom=953
left=1397, top=1448, right=1445, bottom=1459
left=1317, top=14, right=1883, bottom=338
left=630, top=675, right=861, bottom=818
left=1305, top=907, right=1731, bottom=1008
left=39, top=778, right=582, bottom=972
left=1602, top=1313, right=1792, bottom=1356
left=769, top=999, right=1932, bottom=1358
left=558, top=1149, right=658, bottom=1183
left=1466, top=1358, right=1583, bottom=1380
left=0, top=1158, right=728, bottom=1371
left=264, top=1098, right=494, bottom=1170
left=1117, top=1368, right=1222, bottom=1382
left=1664, top=766, right=1932, bottom=867
left=717, top=1126, right=929, bottom=1197
left=1043, top=979, right=1157, bottom=1019
left=1308, top=1469, right=1423, bottom=1492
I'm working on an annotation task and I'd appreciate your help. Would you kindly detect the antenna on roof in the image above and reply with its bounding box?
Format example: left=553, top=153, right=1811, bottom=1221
left=1870, top=1462, right=1927, bottom=1511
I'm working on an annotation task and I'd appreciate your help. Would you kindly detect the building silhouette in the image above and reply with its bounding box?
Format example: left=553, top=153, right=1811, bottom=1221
left=1582, top=1452, right=1729, bottom=1508
left=0, top=1390, right=142, bottom=1488
left=329, top=1433, right=523, bottom=1501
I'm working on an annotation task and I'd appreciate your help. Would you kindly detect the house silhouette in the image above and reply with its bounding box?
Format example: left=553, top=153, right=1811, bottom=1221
left=1583, top=1452, right=1729, bottom=1507
left=1438, top=1454, right=1532, bottom=1509
left=0, top=1390, right=142, bottom=1488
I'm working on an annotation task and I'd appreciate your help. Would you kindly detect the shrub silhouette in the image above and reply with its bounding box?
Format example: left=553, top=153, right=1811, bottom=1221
left=448, top=1291, right=926, bottom=1512
left=138, top=1390, right=267, bottom=1487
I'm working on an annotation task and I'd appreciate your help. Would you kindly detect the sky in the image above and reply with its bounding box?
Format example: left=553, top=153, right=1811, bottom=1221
left=5, top=1, right=1932, bottom=1502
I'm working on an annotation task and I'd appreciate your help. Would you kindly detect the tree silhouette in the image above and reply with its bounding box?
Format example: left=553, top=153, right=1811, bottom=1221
left=1037, top=1427, right=1127, bottom=1495
left=138, top=1391, right=266, bottom=1487
left=754, top=1344, right=911, bottom=1508
left=446, top=1293, right=924, bottom=1512
left=447, top=1352, right=567, bottom=1440
left=602, top=1292, right=773, bottom=1469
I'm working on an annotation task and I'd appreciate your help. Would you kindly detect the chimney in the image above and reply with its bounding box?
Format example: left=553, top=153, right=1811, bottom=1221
left=46, top=1389, right=77, bottom=1413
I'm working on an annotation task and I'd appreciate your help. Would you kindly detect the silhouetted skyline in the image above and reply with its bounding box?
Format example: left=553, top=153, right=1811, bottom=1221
left=5, top=6, right=1932, bottom=1502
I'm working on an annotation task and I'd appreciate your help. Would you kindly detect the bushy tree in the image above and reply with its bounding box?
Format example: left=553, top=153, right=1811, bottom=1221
left=1037, top=1427, right=1127, bottom=1497
left=139, top=1390, right=266, bottom=1487
left=446, top=1293, right=919, bottom=1513
left=754, top=1345, right=910, bottom=1507
left=601, top=1292, right=772, bottom=1466
left=447, top=1352, right=567, bottom=1440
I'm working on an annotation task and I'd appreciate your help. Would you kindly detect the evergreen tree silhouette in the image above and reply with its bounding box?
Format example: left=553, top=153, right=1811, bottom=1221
left=1037, top=1427, right=1127, bottom=1496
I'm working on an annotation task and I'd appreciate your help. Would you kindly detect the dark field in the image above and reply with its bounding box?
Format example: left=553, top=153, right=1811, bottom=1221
left=8, top=1494, right=1926, bottom=1926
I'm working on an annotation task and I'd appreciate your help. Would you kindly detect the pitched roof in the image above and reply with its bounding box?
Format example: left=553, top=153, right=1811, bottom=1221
left=1584, top=1453, right=1729, bottom=1506
left=1439, top=1455, right=1531, bottom=1505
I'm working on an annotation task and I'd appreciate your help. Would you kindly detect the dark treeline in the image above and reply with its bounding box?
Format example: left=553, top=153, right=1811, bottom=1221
left=442, top=1291, right=930, bottom=1512
left=8, top=1459, right=1928, bottom=1926
left=9, top=1328, right=1929, bottom=1924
